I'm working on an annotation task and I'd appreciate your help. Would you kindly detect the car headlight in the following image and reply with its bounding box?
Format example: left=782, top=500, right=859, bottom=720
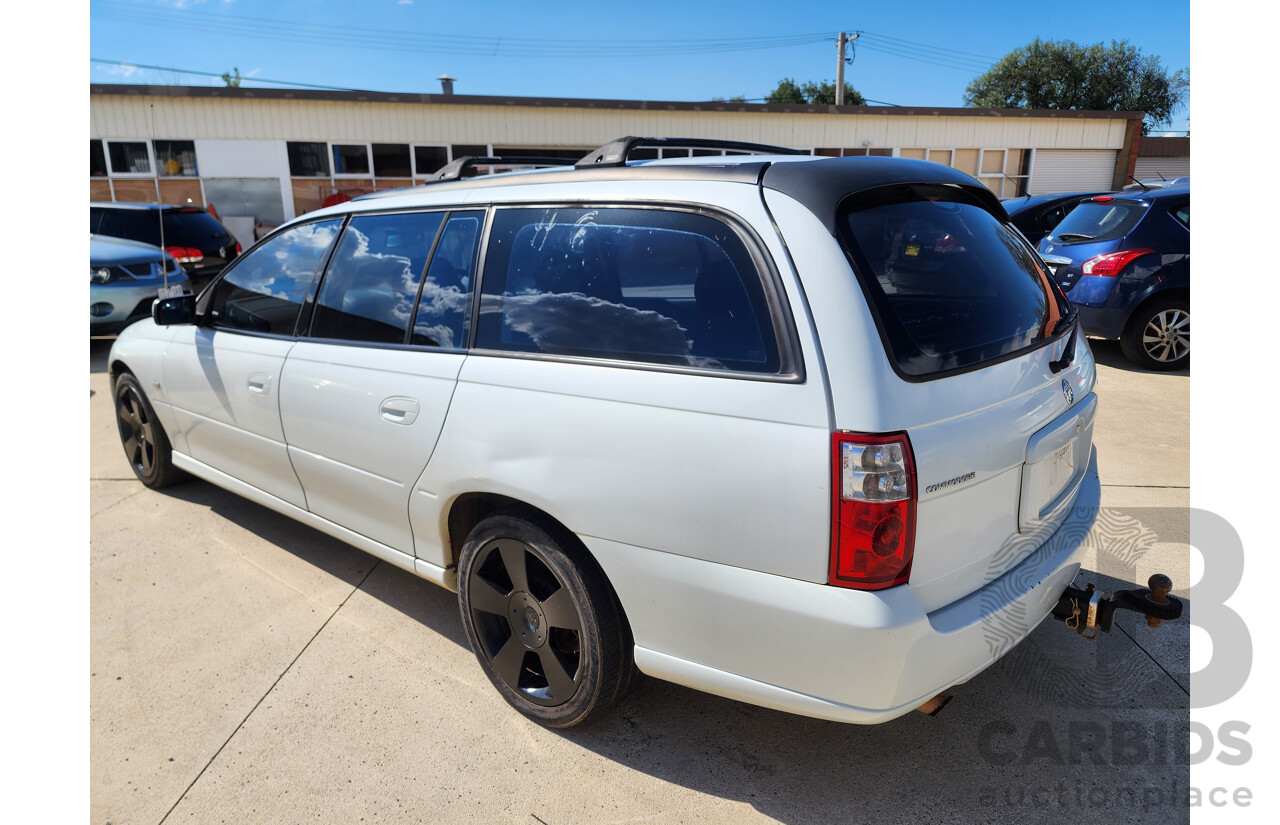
left=91, top=266, right=113, bottom=284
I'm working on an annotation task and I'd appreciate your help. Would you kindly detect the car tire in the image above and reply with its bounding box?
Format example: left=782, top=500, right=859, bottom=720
left=1120, top=296, right=1189, bottom=371
left=114, top=371, right=183, bottom=489
left=457, top=508, right=632, bottom=728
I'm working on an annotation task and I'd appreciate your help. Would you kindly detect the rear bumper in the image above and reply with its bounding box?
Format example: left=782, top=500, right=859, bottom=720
left=588, top=451, right=1100, bottom=724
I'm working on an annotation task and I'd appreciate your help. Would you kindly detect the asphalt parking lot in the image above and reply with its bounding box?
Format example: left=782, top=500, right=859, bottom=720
left=89, top=336, right=1190, bottom=825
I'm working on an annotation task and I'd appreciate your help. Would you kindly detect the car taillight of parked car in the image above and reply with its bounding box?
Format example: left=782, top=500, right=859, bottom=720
left=165, top=246, right=205, bottom=264
left=1081, top=248, right=1155, bottom=277
left=830, top=432, right=916, bottom=590
left=234, top=241, right=242, bottom=256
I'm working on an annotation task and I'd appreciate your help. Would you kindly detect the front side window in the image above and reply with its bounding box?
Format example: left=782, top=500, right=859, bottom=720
left=310, top=211, right=446, bottom=345
left=476, top=207, right=779, bottom=373
left=206, top=219, right=343, bottom=334
left=837, top=184, right=1068, bottom=378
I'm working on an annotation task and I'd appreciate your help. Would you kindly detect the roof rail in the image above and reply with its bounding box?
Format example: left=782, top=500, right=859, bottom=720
left=427, top=155, right=579, bottom=183
left=576, top=136, right=807, bottom=168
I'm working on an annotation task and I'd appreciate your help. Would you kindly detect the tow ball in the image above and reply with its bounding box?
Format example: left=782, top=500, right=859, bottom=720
left=1051, top=574, right=1184, bottom=640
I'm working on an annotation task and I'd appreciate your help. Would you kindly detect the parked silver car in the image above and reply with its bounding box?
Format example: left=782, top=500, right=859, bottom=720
left=91, top=234, right=190, bottom=334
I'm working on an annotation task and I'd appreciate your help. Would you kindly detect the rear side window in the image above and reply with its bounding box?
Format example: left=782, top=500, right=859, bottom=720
left=475, top=207, right=779, bottom=373
left=162, top=210, right=230, bottom=247
left=310, top=211, right=446, bottom=345
left=206, top=219, right=343, bottom=335
left=1048, top=199, right=1148, bottom=244
left=837, top=185, right=1067, bottom=379
left=93, top=208, right=162, bottom=246
left=412, top=211, right=482, bottom=348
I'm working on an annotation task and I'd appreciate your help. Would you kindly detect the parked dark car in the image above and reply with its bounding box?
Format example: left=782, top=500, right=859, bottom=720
left=1037, top=187, right=1189, bottom=370
left=90, top=203, right=240, bottom=291
left=1002, top=191, right=1111, bottom=245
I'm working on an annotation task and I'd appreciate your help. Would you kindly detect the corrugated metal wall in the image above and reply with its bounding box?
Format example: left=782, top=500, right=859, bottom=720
left=1134, top=156, right=1190, bottom=181
left=90, top=95, right=1131, bottom=152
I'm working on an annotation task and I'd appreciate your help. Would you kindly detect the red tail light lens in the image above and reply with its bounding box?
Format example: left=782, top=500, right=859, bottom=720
left=830, top=432, right=916, bottom=590
left=1081, top=248, right=1154, bottom=277
left=164, top=245, right=205, bottom=264
left=234, top=241, right=242, bottom=256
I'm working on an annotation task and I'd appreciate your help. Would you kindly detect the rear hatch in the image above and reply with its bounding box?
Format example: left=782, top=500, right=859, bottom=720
left=163, top=209, right=236, bottom=280
left=832, top=184, right=1096, bottom=613
left=1038, top=196, right=1148, bottom=292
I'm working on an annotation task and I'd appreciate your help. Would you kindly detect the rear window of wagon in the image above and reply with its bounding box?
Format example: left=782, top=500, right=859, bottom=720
left=836, top=184, right=1070, bottom=379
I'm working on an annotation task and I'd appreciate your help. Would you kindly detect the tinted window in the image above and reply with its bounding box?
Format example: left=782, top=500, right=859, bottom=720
left=162, top=210, right=231, bottom=248
left=372, top=144, right=412, bottom=177
left=90, top=140, right=108, bottom=177
left=1048, top=199, right=1147, bottom=244
left=414, top=146, right=449, bottom=176
left=1172, top=203, right=1190, bottom=229
left=288, top=142, right=330, bottom=177
left=412, top=212, right=482, bottom=348
left=207, top=220, right=342, bottom=334
left=837, top=185, right=1068, bottom=378
left=310, top=212, right=446, bottom=344
left=94, top=208, right=162, bottom=246
left=476, top=207, right=779, bottom=372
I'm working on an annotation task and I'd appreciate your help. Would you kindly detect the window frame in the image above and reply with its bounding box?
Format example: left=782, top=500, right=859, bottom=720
left=411, top=144, right=453, bottom=178
left=467, top=200, right=804, bottom=383
left=330, top=142, right=374, bottom=179
left=105, top=140, right=156, bottom=178
left=977, top=147, right=1033, bottom=198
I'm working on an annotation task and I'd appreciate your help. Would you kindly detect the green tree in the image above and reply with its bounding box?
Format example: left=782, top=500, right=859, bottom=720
left=221, top=67, right=243, bottom=88
left=766, top=77, right=865, bottom=106
left=964, top=39, right=1187, bottom=134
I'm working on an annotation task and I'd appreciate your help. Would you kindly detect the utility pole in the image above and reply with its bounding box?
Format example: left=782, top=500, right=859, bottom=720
left=836, top=32, right=847, bottom=106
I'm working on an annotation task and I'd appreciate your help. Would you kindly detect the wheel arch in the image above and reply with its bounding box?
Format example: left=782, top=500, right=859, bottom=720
left=1122, top=287, right=1189, bottom=337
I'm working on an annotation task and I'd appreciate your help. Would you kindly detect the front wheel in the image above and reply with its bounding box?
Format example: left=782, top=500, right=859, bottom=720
left=114, top=371, right=182, bottom=488
left=457, top=509, right=632, bottom=728
left=1120, top=297, right=1189, bottom=371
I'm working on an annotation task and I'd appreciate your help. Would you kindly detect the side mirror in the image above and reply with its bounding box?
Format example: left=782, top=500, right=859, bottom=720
left=153, top=294, right=197, bottom=326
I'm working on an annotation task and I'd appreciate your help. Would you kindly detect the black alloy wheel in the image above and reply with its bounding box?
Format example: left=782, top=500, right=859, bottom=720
left=457, top=509, right=632, bottom=727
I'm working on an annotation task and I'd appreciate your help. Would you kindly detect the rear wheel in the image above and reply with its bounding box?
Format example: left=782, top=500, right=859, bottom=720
left=1121, top=296, right=1189, bottom=371
left=114, top=371, right=182, bottom=489
left=457, top=509, right=632, bottom=728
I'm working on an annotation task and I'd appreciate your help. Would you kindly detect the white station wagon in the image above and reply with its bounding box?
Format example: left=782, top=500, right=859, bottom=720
left=109, top=138, right=1100, bottom=727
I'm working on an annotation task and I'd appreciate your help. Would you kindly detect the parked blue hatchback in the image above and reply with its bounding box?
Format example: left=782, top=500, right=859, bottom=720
left=1037, top=186, right=1189, bottom=370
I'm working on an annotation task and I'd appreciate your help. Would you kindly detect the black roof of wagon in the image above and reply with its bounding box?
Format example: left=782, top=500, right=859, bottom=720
left=354, top=137, right=1007, bottom=235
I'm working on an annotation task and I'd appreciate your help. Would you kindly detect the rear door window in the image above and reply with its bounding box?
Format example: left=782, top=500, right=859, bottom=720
left=475, top=207, right=780, bottom=373
left=205, top=219, right=343, bottom=335
left=1046, top=199, right=1148, bottom=244
left=310, top=211, right=446, bottom=345
left=837, top=184, right=1069, bottom=379
left=412, top=211, right=483, bottom=348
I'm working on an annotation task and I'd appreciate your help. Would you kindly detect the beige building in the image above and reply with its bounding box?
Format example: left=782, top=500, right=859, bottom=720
left=90, top=84, right=1147, bottom=238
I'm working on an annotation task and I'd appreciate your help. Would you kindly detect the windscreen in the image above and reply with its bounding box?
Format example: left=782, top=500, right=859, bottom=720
left=836, top=184, right=1069, bottom=378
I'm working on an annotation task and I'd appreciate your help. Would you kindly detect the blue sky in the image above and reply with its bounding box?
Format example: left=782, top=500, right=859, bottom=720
left=88, top=0, right=1191, bottom=133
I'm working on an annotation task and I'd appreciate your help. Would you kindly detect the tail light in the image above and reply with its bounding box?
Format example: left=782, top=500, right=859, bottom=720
left=830, top=432, right=916, bottom=590
left=165, top=245, right=204, bottom=264
left=1081, top=248, right=1154, bottom=277
left=234, top=241, right=242, bottom=256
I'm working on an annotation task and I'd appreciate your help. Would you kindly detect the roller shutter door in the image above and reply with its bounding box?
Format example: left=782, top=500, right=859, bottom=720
left=1029, top=149, right=1118, bottom=195
left=1134, top=156, right=1190, bottom=180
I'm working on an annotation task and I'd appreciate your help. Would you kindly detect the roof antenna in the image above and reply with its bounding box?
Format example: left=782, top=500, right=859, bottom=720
left=149, top=102, right=171, bottom=293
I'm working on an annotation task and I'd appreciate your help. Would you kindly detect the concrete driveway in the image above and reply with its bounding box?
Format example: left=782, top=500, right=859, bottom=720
left=90, top=336, right=1190, bottom=825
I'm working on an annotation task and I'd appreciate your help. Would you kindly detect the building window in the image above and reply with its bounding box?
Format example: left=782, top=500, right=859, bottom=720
left=154, top=140, right=198, bottom=176
left=979, top=149, right=1031, bottom=197
left=106, top=141, right=153, bottom=176
left=372, top=143, right=412, bottom=177
left=413, top=145, right=449, bottom=176
left=332, top=144, right=371, bottom=176
left=91, top=140, right=108, bottom=177
left=288, top=142, right=331, bottom=177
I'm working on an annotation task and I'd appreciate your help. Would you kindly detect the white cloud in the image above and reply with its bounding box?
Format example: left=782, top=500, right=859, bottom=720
left=245, top=68, right=262, bottom=77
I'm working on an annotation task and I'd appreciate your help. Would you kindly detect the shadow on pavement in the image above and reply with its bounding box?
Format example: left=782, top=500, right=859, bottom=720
left=1087, top=337, right=1189, bottom=376
left=154, top=472, right=1190, bottom=824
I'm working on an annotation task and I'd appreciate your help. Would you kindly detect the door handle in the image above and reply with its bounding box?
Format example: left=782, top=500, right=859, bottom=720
left=247, top=372, right=272, bottom=395
left=379, top=396, right=420, bottom=425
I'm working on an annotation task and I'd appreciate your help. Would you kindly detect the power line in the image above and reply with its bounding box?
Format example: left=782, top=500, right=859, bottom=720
left=90, top=58, right=358, bottom=91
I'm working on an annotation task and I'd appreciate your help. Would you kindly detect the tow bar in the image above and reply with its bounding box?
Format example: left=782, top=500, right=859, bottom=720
left=1051, top=574, right=1184, bottom=640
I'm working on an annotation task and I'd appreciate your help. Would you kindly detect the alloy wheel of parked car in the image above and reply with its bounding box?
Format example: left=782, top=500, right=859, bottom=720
left=457, top=510, right=630, bottom=727
left=114, top=372, right=181, bottom=489
left=1122, top=297, right=1190, bottom=371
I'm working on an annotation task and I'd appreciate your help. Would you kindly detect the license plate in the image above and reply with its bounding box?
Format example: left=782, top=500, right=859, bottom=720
left=157, top=283, right=185, bottom=299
